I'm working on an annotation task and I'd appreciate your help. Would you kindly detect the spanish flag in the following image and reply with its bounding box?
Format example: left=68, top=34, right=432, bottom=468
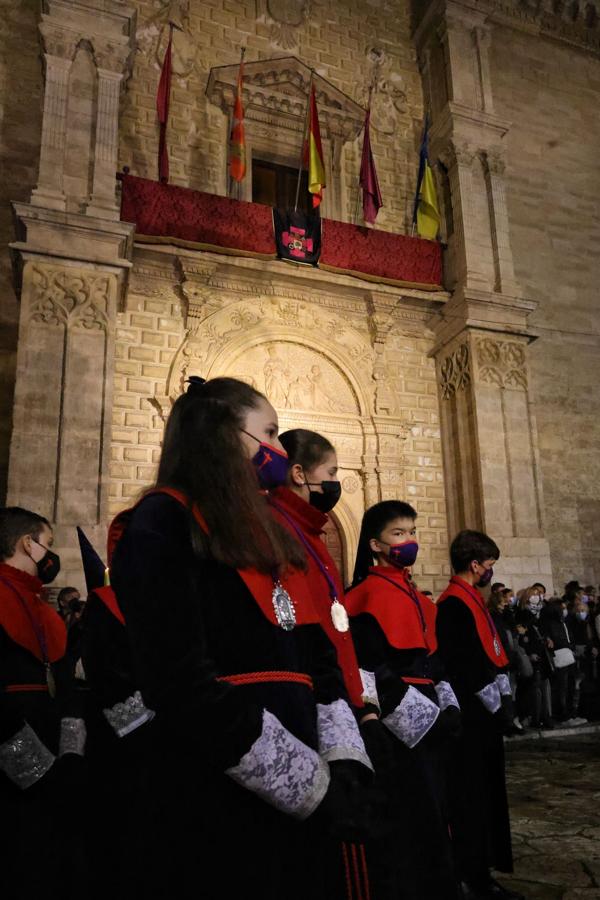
left=307, top=84, right=326, bottom=207
left=229, top=53, right=246, bottom=183
left=412, top=114, right=440, bottom=240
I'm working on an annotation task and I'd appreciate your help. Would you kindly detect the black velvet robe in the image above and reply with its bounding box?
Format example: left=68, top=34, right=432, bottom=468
left=435, top=594, right=513, bottom=886
left=108, top=491, right=358, bottom=900
left=349, top=582, right=458, bottom=900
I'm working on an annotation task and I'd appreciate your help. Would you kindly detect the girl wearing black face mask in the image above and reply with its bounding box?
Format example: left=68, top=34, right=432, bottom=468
left=345, top=501, right=460, bottom=900
left=271, top=430, right=362, bottom=703
left=108, top=380, right=374, bottom=900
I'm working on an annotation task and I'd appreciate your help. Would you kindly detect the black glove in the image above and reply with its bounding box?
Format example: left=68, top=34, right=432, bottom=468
left=311, top=761, right=376, bottom=843
left=424, top=705, right=463, bottom=746
left=360, top=717, right=396, bottom=776
left=493, top=695, right=514, bottom=736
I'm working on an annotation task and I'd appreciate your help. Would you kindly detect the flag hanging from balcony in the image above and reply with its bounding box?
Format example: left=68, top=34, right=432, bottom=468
left=229, top=49, right=246, bottom=183
left=307, top=83, right=326, bottom=208
left=273, top=207, right=321, bottom=266
left=412, top=114, right=440, bottom=240
left=156, top=26, right=173, bottom=183
left=359, top=107, right=383, bottom=225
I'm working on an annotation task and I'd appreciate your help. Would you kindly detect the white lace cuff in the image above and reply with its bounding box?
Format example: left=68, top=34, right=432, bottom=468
left=59, top=718, right=86, bottom=757
left=435, top=680, right=460, bottom=711
left=495, top=673, right=512, bottom=696
left=103, top=691, right=155, bottom=738
left=226, top=709, right=330, bottom=820
left=476, top=681, right=502, bottom=713
left=359, top=669, right=380, bottom=709
left=382, top=685, right=440, bottom=749
left=317, top=699, right=373, bottom=770
left=0, top=723, right=55, bottom=789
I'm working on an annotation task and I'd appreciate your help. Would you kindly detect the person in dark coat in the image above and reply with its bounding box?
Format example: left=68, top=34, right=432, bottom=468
left=540, top=598, right=579, bottom=724
left=436, top=529, right=523, bottom=900
left=346, top=500, right=460, bottom=900
left=513, top=589, right=554, bottom=729
left=108, top=377, right=374, bottom=900
left=0, top=507, right=86, bottom=900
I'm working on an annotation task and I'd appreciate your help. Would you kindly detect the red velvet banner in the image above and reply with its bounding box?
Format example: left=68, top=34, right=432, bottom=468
left=120, top=174, right=443, bottom=289
left=320, top=218, right=442, bottom=290
left=120, top=174, right=276, bottom=259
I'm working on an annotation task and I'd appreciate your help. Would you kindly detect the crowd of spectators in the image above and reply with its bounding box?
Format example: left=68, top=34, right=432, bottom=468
left=488, top=580, right=599, bottom=731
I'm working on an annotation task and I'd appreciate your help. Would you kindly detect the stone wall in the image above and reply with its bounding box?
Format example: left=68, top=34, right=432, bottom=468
left=118, top=0, right=424, bottom=231
left=0, top=0, right=44, bottom=501
left=490, top=21, right=600, bottom=589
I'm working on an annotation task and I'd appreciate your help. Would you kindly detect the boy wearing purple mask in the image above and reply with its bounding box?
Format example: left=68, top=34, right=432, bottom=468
left=346, top=501, right=460, bottom=900
left=436, top=530, right=523, bottom=900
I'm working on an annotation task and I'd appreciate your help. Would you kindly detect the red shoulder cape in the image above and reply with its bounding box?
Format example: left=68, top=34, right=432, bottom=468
left=269, top=487, right=364, bottom=707
left=106, top=487, right=320, bottom=629
left=437, top=575, right=509, bottom=668
left=0, top=564, right=66, bottom=663
left=346, top=566, right=434, bottom=652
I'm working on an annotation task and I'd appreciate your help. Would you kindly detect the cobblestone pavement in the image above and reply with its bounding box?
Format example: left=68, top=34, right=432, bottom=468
left=496, top=735, right=600, bottom=899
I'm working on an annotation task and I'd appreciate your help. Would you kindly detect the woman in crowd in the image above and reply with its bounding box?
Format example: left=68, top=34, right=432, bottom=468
left=515, top=588, right=554, bottom=729
left=540, top=598, right=578, bottom=724
left=346, top=500, right=459, bottom=900
left=108, top=377, right=374, bottom=900
left=489, top=589, right=524, bottom=734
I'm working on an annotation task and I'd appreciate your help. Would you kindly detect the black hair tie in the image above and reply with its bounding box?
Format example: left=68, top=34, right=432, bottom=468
left=186, top=376, right=207, bottom=395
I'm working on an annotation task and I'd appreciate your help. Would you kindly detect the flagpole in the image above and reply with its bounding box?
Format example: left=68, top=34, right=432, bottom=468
left=294, top=71, right=313, bottom=212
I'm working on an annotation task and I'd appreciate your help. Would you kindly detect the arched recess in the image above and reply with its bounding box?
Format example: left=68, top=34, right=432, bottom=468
left=202, top=328, right=371, bottom=584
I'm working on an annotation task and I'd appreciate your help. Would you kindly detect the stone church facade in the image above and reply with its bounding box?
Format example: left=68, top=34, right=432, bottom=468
left=1, top=0, right=599, bottom=592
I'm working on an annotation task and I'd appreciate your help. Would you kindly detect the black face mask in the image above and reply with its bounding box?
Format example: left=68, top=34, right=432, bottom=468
left=306, top=480, right=342, bottom=513
left=30, top=538, right=61, bottom=585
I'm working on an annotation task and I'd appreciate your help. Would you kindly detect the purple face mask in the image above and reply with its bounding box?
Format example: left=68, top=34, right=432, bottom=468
left=477, top=565, right=494, bottom=588
left=388, top=541, right=419, bottom=569
left=244, top=433, right=289, bottom=489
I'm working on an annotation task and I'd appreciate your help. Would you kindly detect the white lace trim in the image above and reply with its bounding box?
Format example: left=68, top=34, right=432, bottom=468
left=59, top=717, right=86, bottom=757
left=476, top=681, right=502, bottom=713
left=103, top=690, right=156, bottom=738
left=495, top=673, right=512, bottom=696
left=359, top=669, right=380, bottom=709
left=435, top=680, right=460, bottom=711
left=0, top=723, right=55, bottom=789
left=317, top=700, right=373, bottom=770
left=383, top=685, right=440, bottom=749
left=226, top=709, right=330, bottom=820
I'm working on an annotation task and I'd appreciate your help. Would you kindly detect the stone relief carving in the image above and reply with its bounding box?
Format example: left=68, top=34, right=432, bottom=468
left=439, top=343, right=471, bottom=399
left=227, top=342, right=358, bottom=414
left=258, top=0, right=311, bottom=49
left=366, top=47, right=408, bottom=136
left=475, top=338, right=528, bottom=390
left=28, top=265, right=111, bottom=331
left=342, top=475, right=359, bottom=494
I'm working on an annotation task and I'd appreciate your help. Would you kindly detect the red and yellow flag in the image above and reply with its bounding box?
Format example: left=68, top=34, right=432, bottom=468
left=229, top=54, right=246, bottom=183
left=307, top=83, right=326, bottom=207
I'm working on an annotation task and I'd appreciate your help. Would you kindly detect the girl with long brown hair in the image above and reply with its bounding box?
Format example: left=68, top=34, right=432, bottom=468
left=108, top=377, right=373, bottom=900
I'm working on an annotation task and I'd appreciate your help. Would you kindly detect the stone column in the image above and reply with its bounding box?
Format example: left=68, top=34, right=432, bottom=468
left=31, top=51, right=74, bottom=211
left=86, top=66, right=123, bottom=219
left=7, top=1, right=136, bottom=586
left=442, top=141, right=492, bottom=291
left=434, top=329, right=552, bottom=590
left=481, top=150, right=521, bottom=297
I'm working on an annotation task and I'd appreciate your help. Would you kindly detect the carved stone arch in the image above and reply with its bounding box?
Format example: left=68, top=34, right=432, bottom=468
left=204, top=324, right=372, bottom=418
